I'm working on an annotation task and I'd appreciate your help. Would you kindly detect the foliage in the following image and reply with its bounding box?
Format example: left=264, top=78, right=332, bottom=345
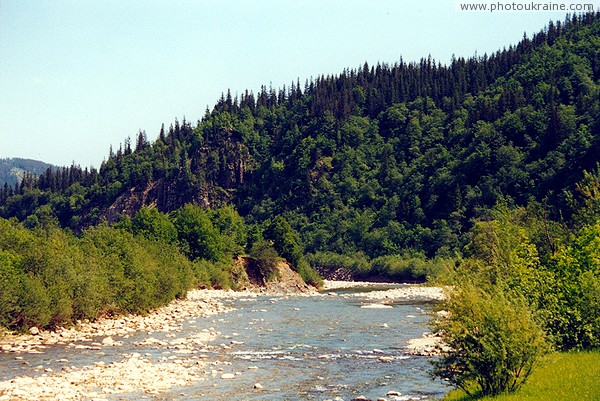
left=547, top=221, right=600, bottom=349
left=209, top=205, right=248, bottom=257
left=569, top=163, right=600, bottom=227
left=462, top=205, right=540, bottom=293
left=248, top=240, right=280, bottom=282
left=131, top=206, right=178, bottom=244
left=432, top=284, right=549, bottom=397
left=369, top=253, right=429, bottom=281
left=0, top=217, right=200, bottom=331
left=264, top=215, right=322, bottom=286
left=172, top=204, right=225, bottom=262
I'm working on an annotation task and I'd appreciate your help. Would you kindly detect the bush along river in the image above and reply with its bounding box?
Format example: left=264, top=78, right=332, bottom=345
left=0, top=283, right=450, bottom=400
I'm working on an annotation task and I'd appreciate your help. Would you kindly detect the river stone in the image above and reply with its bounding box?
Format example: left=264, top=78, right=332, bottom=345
left=101, top=337, right=114, bottom=346
left=221, top=373, right=235, bottom=379
left=387, top=390, right=402, bottom=396
left=361, top=303, right=393, bottom=309
left=29, top=327, right=40, bottom=335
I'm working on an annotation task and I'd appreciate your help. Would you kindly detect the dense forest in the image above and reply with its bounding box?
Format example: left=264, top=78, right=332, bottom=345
left=2, top=13, right=599, bottom=264
left=0, top=13, right=599, bottom=360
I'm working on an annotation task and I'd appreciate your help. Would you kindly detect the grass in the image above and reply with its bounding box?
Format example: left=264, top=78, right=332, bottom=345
left=443, top=351, right=600, bottom=401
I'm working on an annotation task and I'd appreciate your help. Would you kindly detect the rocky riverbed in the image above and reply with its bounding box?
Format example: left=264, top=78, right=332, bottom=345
left=0, top=284, right=447, bottom=400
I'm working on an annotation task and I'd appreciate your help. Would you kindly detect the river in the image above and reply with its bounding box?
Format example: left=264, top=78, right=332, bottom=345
left=0, top=284, right=449, bottom=400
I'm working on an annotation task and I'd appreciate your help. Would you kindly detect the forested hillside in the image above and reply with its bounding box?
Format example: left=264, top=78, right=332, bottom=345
left=0, top=158, right=54, bottom=189
left=1, top=13, right=600, bottom=269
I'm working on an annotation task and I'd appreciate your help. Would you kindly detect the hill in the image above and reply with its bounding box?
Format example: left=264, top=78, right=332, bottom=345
left=1, top=12, right=599, bottom=266
left=0, top=158, right=54, bottom=189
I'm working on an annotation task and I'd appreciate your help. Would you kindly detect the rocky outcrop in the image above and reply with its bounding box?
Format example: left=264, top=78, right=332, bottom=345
left=235, top=257, right=316, bottom=294
left=315, top=265, right=355, bottom=281
left=100, top=179, right=232, bottom=224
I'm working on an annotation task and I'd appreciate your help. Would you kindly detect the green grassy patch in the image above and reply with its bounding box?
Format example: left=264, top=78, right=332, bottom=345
left=443, top=351, right=600, bottom=401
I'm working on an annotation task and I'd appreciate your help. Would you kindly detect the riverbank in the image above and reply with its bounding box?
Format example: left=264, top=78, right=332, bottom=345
left=0, top=283, right=446, bottom=400
left=0, top=290, right=231, bottom=355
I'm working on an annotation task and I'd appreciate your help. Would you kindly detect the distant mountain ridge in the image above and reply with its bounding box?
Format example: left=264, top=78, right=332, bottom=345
left=0, top=158, right=54, bottom=188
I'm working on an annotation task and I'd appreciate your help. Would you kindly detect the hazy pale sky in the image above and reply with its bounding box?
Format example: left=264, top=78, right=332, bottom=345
left=0, top=1, right=584, bottom=168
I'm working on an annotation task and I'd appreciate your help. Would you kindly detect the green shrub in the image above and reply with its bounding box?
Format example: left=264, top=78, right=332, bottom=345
left=432, top=284, right=549, bottom=397
left=0, top=250, right=25, bottom=328
left=192, top=260, right=213, bottom=288
left=370, top=254, right=428, bottom=281
left=207, top=262, right=233, bottom=289
left=132, top=206, right=178, bottom=244
left=249, top=240, right=280, bottom=282
left=19, top=274, right=51, bottom=328
left=296, top=260, right=323, bottom=287
left=547, top=221, right=600, bottom=349
left=0, top=217, right=200, bottom=331
left=172, top=204, right=225, bottom=262
left=209, top=205, right=247, bottom=257
left=264, top=215, right=322, bottom=286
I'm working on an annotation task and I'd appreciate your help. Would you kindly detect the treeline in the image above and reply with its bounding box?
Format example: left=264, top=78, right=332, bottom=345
left=0, top=218, right=194, bottom=331
left=0, top=203, right=321, bottom=332
left=432, top=166, right=600, bottom=397
left=1, top=13, right=600, bottom=278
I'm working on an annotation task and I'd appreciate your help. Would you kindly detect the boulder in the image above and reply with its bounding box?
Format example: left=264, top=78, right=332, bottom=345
left=101, top=336, right=114, bottom=346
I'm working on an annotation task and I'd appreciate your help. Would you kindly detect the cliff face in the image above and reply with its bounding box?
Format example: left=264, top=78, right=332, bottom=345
left=99, top=178, right=233, bottom=224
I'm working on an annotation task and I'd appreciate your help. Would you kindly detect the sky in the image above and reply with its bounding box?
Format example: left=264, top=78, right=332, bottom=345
left=0, top=1, right=593, bottom=168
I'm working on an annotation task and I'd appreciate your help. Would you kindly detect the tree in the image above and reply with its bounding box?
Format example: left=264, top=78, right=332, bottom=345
left=209, top=205, right=247, bottom=256
left=549, top=221, right=600, bottom=349
left=432, top=284, right=548, bottom=397
left=132, top=206, right=178, bottom=244
left=264, top=215, right=304, bottom=268
left=172, top=204, right=225, bottom=262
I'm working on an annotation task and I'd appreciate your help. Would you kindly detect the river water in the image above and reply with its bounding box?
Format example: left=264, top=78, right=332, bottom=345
left=0, top=285, right=449, bottom=400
